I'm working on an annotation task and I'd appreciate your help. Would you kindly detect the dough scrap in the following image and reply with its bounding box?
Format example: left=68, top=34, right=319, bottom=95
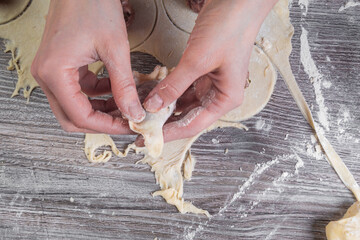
left=129, top=66, right=176, bottom=158
left=220, top=46, right=277, bottom=122
left=0, top=0, right=30, bottom=25
left=87, top=120, right=247, bottom=216
left=84, top=133, right=134, bottom=163
left=326, top=201, right=360, bottom=240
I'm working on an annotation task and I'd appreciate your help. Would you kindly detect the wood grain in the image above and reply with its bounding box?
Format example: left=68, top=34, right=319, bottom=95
left=1, top=1, right=360, bottom=239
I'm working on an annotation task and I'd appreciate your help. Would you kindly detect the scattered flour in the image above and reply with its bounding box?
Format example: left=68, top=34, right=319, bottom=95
left=184, top=225, right=204, bottom=240
left=339, top=0, right=360, bottom=12
left=294, top=151, right=305, bottom=174
left=70, top=197, right=74, bottom=203
left=284, top=134, right=289, bottom=140
left=211, top=138, right=220, bottom=144
left=336, top=106, right=359, bottom=144
left=298, top=0, right=310, bottom=15
left=306, top=138, right=323, bottom=160
left=273, top=172, right=290, bottom=193
left=300, top=27, right=330, bottom=131
left=255, top=119, right=272, bottom=131
left=322, top=80, right=332, bottom=89
left=260, top=148, right=266, bottom=154
left=240, top=153, right=304, bottom=217
left=326, top=56, right=331, bottom=62
left=218, top=158, right=280, bottom=215
left=184, top=152, right=306, bottom=239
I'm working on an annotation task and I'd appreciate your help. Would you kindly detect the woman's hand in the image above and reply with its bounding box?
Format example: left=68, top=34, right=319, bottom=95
left=31, top=0, right=145, bottom=134
left=143, top=0, right=278, bottom=142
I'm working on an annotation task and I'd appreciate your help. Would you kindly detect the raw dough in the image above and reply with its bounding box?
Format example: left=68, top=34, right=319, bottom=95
left=0, top=0, right=30, bottom=25
left=129, top=66, right=176, bottom=158
left=220, top=46, right=277, bottom=122
left=140, top=120, right=247, bottom=217
left=84, top=133, right=134, bottom=163
left=1, top=0, right=359, bottom=237
left=163, top=0, right=198, bottom=33
left=326, top=201, right=360, bottom=240
left=0, top=0, right=49, bottom=99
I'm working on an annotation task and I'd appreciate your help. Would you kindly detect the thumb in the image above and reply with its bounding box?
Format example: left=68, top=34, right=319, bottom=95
left=98, top=42, right=145, bottom=123
left=143, top=55, right=208, bottom=113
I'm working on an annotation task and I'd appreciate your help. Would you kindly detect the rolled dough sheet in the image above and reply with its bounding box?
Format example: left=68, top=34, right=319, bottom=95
left=0, top=0, right=30, bottom=24
left=326, top=201, right=360, bottom=240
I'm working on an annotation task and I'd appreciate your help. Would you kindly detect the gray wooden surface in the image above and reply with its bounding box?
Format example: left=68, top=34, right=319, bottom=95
left=1, top=1, right=360, bottom=239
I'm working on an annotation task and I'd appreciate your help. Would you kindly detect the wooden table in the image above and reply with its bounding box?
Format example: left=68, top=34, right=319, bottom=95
left=1, top=1, right=359, bottom=239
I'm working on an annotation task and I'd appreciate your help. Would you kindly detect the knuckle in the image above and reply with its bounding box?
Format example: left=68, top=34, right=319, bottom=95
left=160, top=82, right=182, bottom=100
left=119, top=79, right=135, bottom=92
left=182, top=52, right=203, bottom=71
left=113, top=80, right=136, bottom=102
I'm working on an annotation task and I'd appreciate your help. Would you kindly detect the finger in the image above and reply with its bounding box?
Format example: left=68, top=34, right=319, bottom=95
left=143, top=53, right=211, bottom=113
left=49, top=68, right=132, bottom=135
left=97, top=40, right=145, bottom=123
left=162, top=87, right=236, bottom=143
left=40, top=84, right=99, bottom=133
left=78, top=66, right=111, bottom=97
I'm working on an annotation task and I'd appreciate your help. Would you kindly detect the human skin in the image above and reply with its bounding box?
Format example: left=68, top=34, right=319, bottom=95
left=31, top=0, right=278, bottom=140
left=143, top=0, right=279, bottom=143
left=31, top=0, right=145, bottom=134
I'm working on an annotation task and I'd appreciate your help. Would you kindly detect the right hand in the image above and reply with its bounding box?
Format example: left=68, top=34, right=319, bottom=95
left=31, top=0, right=145, bottom=134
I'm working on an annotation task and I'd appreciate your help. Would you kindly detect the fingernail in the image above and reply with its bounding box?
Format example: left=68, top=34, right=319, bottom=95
left=128, top=102, right=146, bottom=123
left=144, top=94, right=163, bottom=112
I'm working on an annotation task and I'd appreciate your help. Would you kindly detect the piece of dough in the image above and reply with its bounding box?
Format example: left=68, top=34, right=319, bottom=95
left=0, top=0, right=49, bottom=99
left=220, top=45, right=277, bottom=122
left=129, top=66, right=176, bottom=158
left=163, top=0, right=197, bottom=33
left=142, top=121, right=247, bottom=217
left=326, top=202, right=360, bottom=240
left=0, top=0, right=30, bottom=25
left=127, top=0, right=157, bottom=49
left=84, top=133, right=122, bottom=163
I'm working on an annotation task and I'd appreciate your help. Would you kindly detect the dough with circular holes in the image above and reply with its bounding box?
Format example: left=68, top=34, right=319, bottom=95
left=0, top=0, right=30, bottom=25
